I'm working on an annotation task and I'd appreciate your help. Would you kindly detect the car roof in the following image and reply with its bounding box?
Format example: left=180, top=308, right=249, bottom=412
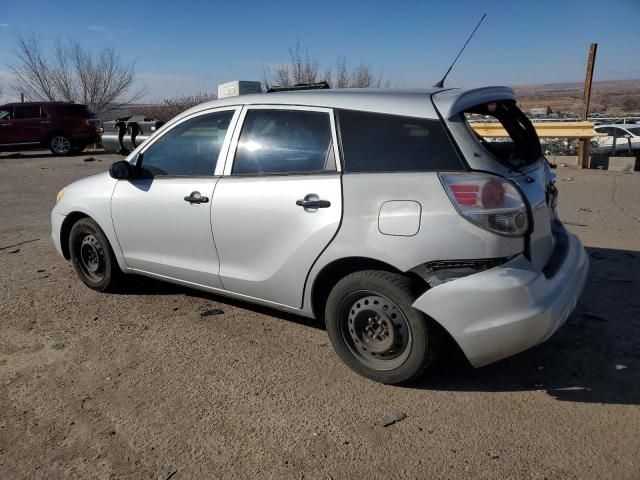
left=185, top=88, right=445, bottom=119
left=176, top=86, right=516, bottom=123
left=1, top=101, right=86, bottom=107
left=596, top=124, right=638, bottom=129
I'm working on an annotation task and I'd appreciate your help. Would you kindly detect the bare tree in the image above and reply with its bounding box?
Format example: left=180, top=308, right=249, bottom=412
left=263, top=43, right=388, bottom=89
left=335, top=57, right=349, bottom=88
left=8, top=34, right=145, bottom=117
left=132, top=92, right=217, bottom=122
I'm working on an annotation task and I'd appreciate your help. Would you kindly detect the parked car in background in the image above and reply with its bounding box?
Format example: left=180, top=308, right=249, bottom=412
left=51, top=87, right=588, bottom=384
left=0, top=102, right=102, bottom=155
left=592, top=124, right=640, bottom=154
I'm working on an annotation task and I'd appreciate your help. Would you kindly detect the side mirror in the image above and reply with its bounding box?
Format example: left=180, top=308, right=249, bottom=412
left=109, top=160, right=133, bottom=179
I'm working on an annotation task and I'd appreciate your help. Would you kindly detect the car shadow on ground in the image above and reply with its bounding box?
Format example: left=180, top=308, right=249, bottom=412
left=414, top=246, right=640, bottom=406
left=124, top=246, right=639, bottom=405
left=124, top=275, right=325, bottom=331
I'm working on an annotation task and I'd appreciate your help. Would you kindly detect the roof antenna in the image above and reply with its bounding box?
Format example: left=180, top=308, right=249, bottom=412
left=434, top=13, right=486, bottom=88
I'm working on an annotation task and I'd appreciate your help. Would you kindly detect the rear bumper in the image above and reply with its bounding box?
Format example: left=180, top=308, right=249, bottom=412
left=412, top=229, right=588, bottom=367
left=73, top=131, right=101, bottom=144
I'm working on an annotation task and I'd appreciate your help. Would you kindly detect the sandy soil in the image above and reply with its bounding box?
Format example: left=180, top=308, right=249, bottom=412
left=1, top=151, right=639, bottom=479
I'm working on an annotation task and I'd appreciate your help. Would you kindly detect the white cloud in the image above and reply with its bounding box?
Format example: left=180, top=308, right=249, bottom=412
left=87, top=25, right=108, bottom=33
left=0, top=23, right=9, bottom=27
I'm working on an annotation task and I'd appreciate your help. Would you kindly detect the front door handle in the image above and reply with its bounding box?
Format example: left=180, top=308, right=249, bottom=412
left=184, top=191, right=209, bottom=204
left=296, top=197, right=331, bottom=209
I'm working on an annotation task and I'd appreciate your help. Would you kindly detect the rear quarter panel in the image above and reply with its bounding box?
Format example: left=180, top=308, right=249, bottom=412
left=302, top=172, right=524, bottom=314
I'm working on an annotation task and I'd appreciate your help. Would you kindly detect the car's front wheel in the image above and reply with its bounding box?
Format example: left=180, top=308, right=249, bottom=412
left=69, top=218, right=121, bottom=292
left=49, top=135, right=73, bottom=155
left=325, top=270, right=440, bottom=384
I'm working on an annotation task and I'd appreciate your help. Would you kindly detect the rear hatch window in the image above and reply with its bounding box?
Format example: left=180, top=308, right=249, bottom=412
left=461, top=100, right=556, bottom=270
left=464, top=100, right=541, bottom=170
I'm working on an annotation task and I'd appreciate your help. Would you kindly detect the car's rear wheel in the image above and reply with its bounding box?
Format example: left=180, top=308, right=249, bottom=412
left=325, top=270, right=440, bottom=384
left=69, top=218, right=121, bottom=292
left=50, top=135, right=72, bottom=155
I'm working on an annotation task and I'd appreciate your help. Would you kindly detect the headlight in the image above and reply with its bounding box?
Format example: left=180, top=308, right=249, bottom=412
left=56, top=187, right=67, bottom=203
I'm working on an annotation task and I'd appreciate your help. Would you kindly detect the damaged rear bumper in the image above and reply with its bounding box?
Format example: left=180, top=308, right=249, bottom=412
left=412, top=229, right=589, bottom=367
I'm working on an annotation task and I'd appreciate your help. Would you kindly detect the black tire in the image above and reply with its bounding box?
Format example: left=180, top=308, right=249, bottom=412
left=325, top=270, right=441, bottom=384
left=49, top=135, right=73, bottom=155
left=69, top=218, right=122, bottom=292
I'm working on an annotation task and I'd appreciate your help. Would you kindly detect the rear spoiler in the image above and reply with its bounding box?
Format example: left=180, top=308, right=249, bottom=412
left=432, top=86, right=516, bottom=119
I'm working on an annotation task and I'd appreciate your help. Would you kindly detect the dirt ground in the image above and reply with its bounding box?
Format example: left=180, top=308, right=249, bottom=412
left=1, top=150, right=639, bottom=480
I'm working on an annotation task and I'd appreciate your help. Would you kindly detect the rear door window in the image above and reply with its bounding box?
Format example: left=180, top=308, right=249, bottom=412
left=464, top=100, right=541, bottom=168
left=13, top=105, right=42, bottom=119
left=232, top=109, right=334, bottom=175
left=338, top=110, right=464, bottom=172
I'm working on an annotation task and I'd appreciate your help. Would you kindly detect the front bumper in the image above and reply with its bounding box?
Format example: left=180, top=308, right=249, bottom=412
left=412, top=229, right=588, bottom=367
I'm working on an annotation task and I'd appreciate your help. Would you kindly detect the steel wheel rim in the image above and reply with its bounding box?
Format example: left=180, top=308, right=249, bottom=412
left=77, top=234, right=105, bottom=282
left=52, top=136, right=71, bottom=154
left=338, top=292, right=413, bottom=371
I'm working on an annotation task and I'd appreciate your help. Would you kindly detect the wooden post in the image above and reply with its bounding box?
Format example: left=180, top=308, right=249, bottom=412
left=578, top=43, right=597, bottom=168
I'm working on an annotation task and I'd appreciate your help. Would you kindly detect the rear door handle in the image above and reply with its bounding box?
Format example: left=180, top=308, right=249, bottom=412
left=184, top=191, right=209, bottom=204
left=296, top=199, right=331, bottom=208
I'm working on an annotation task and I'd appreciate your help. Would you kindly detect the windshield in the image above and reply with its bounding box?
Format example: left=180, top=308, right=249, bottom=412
left=464, top=100, right=542, bottom=168
left=0, top=109, right=10, bottom=120
left=626, top=127, right=640, bottom=136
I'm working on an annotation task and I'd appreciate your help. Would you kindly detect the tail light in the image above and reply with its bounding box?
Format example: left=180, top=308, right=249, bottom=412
left=440, top=172, right=529, bottom=236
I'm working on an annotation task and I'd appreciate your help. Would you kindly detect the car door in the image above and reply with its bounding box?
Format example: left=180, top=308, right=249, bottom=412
left=11, top=105, right=46, bottom=144
left=211, top=105, right=342, bottom=308
left=111, top=107, right=240, bottom=287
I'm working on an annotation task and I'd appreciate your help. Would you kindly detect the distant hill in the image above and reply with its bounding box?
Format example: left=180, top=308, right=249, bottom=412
left=513, top=79, right=640, bottom=115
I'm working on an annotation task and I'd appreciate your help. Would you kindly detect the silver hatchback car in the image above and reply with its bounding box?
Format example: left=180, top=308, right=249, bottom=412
left=52, top=87, right=588, bottom=384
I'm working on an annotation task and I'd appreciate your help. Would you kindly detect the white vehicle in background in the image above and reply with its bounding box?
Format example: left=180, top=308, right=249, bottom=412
left=592, top=124, right=640, bottom=154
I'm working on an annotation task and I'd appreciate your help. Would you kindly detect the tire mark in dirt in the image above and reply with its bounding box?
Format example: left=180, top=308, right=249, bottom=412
left=0, top=238, right=40, bottom=251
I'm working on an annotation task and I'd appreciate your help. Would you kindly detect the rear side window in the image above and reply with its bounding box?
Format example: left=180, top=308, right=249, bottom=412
left=338, top=110, right=464, bottom=173
left=139, top=110, right=234, bottom=176
left=52, top=105, right=97, bottom=119
left=233, top=109, right=334, bottom=175
left=13, top=106, right=42, bottom=119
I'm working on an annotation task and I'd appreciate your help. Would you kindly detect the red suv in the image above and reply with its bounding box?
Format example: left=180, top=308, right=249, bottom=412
left=0, top=102, right=102, bottom=155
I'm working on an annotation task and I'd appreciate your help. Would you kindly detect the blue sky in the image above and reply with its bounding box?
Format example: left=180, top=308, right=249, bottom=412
left=0, top=0, right=639, bottom=101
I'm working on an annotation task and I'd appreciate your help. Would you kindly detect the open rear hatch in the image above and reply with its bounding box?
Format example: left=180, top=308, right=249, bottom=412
left=433, top=88, right=558, bottom=271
